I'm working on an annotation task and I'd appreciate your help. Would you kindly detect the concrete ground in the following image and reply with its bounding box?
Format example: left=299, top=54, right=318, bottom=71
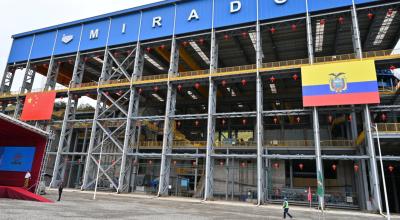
left=0, top=189, right=398, bottom=220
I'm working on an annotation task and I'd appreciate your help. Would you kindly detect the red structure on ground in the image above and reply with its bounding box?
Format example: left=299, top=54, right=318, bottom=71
left=0, top=113, right=50, bottom=202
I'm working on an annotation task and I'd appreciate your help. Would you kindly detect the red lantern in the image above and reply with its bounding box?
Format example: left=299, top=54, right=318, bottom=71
left=354, top=164, right=359, bottom=172
left=269, top=76, right=276, bottom=83
left=319, top=19, right=326, bottom=25
left=242, top=118, right=247, bottom=125
left=112, top=160, right=116, bottom=165
left=332, top=164, right=337, bottom=171
left=348, top=114, right=352, bottom=122
left=113, top=52, right=119, bottom=57
left=390, top=65, right=396, bottom=71
left=388, top=8, right=393, bottom=16
left=298, top=163, right=304, bottom=170
left=177, top=121, right=181, bottom=128
left=195, top=120, right=200, bottom=127
left=241, top=32, right=248, bottom=38
left=273, top=162, right=279, bottom=169
left=57, top=61, right=62, bottom=65
left=195, top=82, right=201, bottom=90
left=84, top=57, right=89, bottom=62
left=153, top=86, right=159, bottom=92
left=388, top=165, right=395, bottom=173
left=367, top=12, right=374, bottom=20
left=241, top=79, right=247, bottom=86
left=68, top=59, right=74, bottom=64
left=273, top=117, right=278, bottom=124
left=42, top=64, right=49, bottom=68
left=173, top=160, right=177, bottom=166
left=192, top=161, right=197, bottom=167
left=146, top=47, right=152, bottom=53
left=296, top=116, right=301, bottom=124
left=138, top=88, right=143, bottom=94
left=241, top=162, right=246, bottom=168
left=198, top=38, right=205, bottom=45
left=224, top=34, right=230, bottom=40
left=221, top=80, right=227, bottom=87
left=104, top=92, right=109, bottom=96
left=270, top=27, right=276, bottom=34
left=149, top=160, right=153, bottom=165
left=338, top=16, right=345, bottom=25
left=328, top=115, right=333, bottom=123
left=177, top=84, right=183, bottom=92
left=220, top=161, right=224, bottom=166
left=182, top=41, right=189, bottom=47
left=291, top=24, right=297, bottom=31
left=292, top=74, right=299, bottom=81
left=159, top=44, right=166, bottom=50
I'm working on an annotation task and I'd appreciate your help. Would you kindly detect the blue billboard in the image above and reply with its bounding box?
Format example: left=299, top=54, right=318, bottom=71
left=8, top=0, right=379, bottom=63
left=0, top=146, right=36, bottom=172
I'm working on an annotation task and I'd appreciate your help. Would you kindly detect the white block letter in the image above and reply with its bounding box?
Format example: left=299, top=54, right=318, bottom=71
left=188, top=9, right=200, bottom=21
left=89, top=29, right=99, bottom=40
left=230, top=1, right=241, bottom=13
left=122, top=23, right=126, bottom=34
left=153, top=16, right=162, bottom=28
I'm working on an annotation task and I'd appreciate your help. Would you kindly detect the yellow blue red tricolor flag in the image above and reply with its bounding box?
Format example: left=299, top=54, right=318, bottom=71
left=301, top=60, right=380, bottom=107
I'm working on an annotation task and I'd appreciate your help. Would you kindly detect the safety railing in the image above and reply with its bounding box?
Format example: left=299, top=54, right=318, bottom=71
left=2, top=49, right=400, bottom=99
left=265, top=140, right=354, bottom=147
left=376, top=123, right=400, bottom=133
left=215, top=141, right=257, bottom=148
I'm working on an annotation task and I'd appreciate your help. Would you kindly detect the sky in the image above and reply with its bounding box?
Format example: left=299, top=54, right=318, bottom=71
left=0, top=0, right=162, bottom=93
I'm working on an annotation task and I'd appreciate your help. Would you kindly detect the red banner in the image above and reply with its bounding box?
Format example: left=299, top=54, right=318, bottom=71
left=20, top=92, right=56, bottom=121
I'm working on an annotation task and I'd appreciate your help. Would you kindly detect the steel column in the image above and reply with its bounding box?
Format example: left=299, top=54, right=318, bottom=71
left=204, top=28, right=218, bottom=200
left=0, top=65, right=16, bottom=94
left=158, top=38, right=179, bottom=196
left=363, top=105, right=382, bottom=212
left=256, top=0, right=265, bottom=204
left=313, top=107, right=325, bottom=210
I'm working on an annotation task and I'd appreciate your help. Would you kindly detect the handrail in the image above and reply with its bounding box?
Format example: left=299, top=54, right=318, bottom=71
left=376, top=123, right=400, bottom=133
left=2, top=48, right=399, bottom=98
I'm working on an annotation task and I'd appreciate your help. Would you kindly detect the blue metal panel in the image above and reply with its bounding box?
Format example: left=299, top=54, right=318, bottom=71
left=54, top=25, right=82, bottom=56
left=8, top=36, right=34, bottom=64
left=175, top=0, right=212, bottom=35
left=354, top=0, right=378, bottom=4
left=214, top=0, right=257, bottom=28
left=140, top=5, right=175, bottom=41
left=30, top=31, right=57, bottom=60
left=260, top=0, right=306, bottom=20
left=108, top=13, right=141, bottom=47
left=308, top=0, right=353, bottom=12
left=80, top=19, right=111, bottom=51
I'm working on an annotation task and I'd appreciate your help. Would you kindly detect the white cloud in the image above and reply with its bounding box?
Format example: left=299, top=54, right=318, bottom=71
left=0, top=0, right=162, bottom=92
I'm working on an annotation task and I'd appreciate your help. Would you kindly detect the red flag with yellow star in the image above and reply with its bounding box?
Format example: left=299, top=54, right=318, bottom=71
left=20, top=92, right=56, bottom=121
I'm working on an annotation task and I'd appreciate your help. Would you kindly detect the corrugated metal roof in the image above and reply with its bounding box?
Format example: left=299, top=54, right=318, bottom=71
left=0, top=113, right=49, bottom=137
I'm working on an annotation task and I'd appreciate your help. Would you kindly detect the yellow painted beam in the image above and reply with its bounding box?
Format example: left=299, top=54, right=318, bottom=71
left=179, top=47, right=201, bottom=71
left=154, top=47, right=186, bottom=72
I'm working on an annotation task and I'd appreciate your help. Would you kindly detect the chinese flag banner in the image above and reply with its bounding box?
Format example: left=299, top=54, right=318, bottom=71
left=20, top=92, right=56, bottom=121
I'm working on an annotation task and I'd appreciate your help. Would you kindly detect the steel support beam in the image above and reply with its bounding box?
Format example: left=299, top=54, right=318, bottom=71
left=363, top=105, right=382, bottom=212
left=313, top=107, right=325, bottom=210
left=256, top=3, right=265, bottom=204
left=44, top=57, right=61, bottom=91
left=158, top=37, right=179, bottom=196
left=0, top=65, right=16, bottom=94
left=14, top=62, right=37, bottom=118
left=204, top=26, right=218, bottom=201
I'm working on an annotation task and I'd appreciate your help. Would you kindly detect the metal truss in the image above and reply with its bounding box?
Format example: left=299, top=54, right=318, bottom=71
left=158, top=38, right=179, bottom=196
left=50, top=54, right=85, bottom=187
left=0, top=65, right=16, bottom=93
left=14, top=62, right=37, bottom=118
left=81, top=44, right=140, bottom=192
left=44, top=57, right=61, bottom=91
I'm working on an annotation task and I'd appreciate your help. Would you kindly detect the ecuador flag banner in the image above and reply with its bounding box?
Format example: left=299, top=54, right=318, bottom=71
left=301, top=60, right=380, bottom=107
left=20, top=91, right=56, bottom=121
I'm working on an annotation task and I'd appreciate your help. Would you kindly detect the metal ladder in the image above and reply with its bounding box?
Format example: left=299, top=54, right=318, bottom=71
left=35, top=126, right=55, bottom=194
